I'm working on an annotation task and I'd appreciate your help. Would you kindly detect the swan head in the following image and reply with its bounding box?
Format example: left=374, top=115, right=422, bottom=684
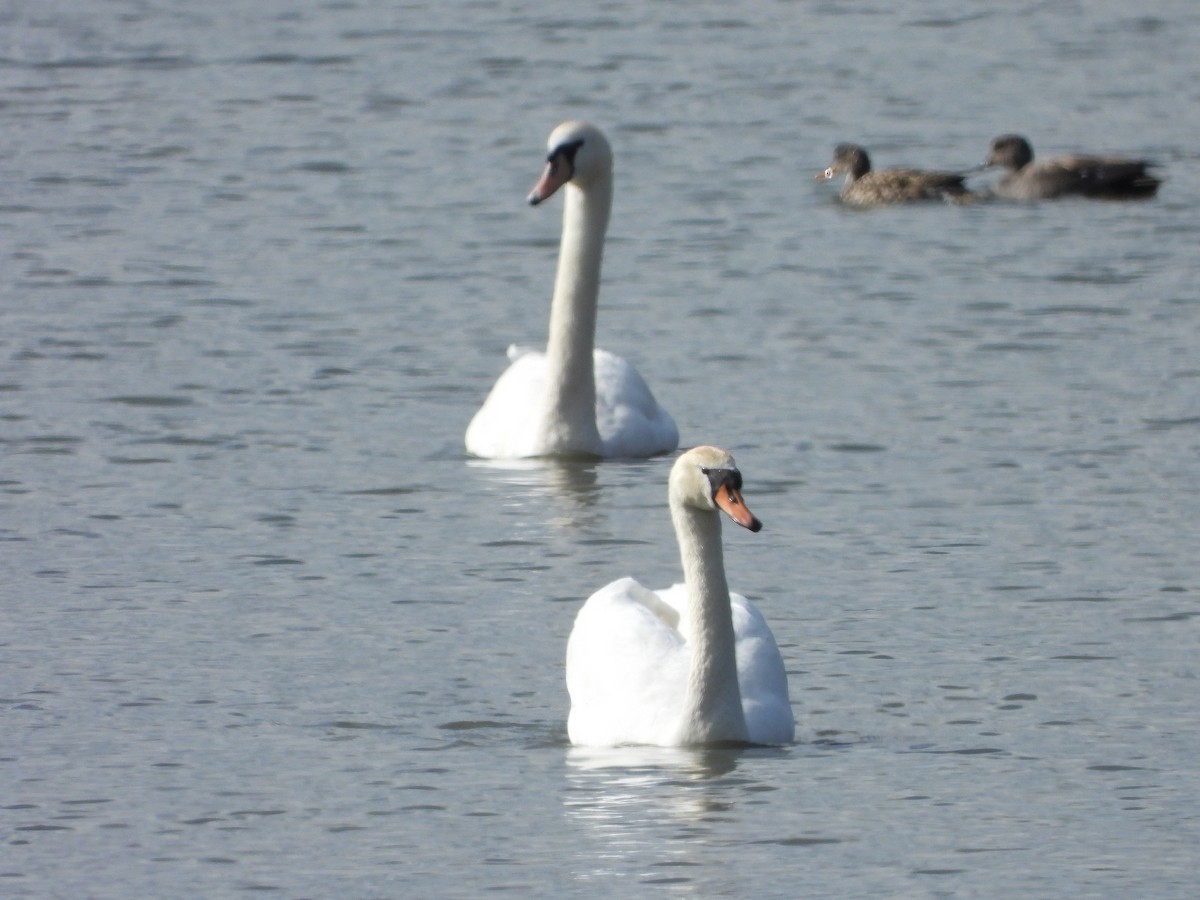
left=817, top=143, right=872, bottom=183
left=670, top=446, right=762, bottom=532
left=528, top=120, right=613, bottom=205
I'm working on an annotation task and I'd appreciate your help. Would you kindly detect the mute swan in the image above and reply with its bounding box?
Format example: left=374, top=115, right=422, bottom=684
left=465, top=121, right=678, bottom=459
left=817, top=143, right=974, bottom=205
left=566, top=446, right=794, bottom=747
left=981, top=134, right=1161, bottom=200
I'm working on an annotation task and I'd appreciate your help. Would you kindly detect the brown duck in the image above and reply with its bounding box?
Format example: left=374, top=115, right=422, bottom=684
left=983, top=134, right=1161, bottom=200
left=818, top=143, right=973, bottom=206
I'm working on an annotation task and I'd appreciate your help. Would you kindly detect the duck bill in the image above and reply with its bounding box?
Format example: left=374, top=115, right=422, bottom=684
left=815, top=165, right=837, bottom=181
left=528, top=159, right=573, bottom=206
left=716, top=484, right=763, bottom=532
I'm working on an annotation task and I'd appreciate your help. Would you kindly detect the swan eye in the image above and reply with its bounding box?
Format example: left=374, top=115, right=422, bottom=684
left=701, top=466, right=742, bottom=500
left=545, top=153, right=568, bottom=180
left=546, top=139, right=584, bottom=178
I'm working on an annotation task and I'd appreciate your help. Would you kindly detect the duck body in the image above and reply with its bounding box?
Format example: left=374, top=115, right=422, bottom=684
left=566, top=446, right=794, bottom=747
left=984, top=134, right=1161, bottom=200
left=820, top=143, right=972, bottom=206
left=465, top=121, right=677, bottom=460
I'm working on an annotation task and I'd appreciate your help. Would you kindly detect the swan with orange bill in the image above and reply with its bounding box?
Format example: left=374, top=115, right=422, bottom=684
left=466, top=121, right=678, bottom=459
left=565, top=445, right=794, bottom=747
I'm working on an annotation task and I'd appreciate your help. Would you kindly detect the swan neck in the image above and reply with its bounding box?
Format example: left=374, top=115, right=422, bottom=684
left=673, top=503, right=748, bottom=742
left=543, top=177, right=610, bottom=441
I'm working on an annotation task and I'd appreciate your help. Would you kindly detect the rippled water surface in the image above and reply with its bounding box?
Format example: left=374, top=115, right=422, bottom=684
left=3, top=1, right=1199, bottom=897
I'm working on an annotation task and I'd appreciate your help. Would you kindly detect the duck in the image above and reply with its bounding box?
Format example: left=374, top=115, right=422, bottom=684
left=566, top=446, right=794, bottom=747
left=817, top=143, right=973, bottom=206
left=982, top=134, right=1161, bottom=200
left=465, top=121, right=678, bottom=459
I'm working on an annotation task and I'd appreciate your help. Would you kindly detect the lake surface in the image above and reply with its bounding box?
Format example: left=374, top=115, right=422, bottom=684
left=3, top=1, right=1199, bottom=896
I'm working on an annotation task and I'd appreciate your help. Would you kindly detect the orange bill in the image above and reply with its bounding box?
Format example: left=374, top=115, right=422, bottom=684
left=715, top=483, right=763, bottom=532
left=528, top=157, right=573, bottom=205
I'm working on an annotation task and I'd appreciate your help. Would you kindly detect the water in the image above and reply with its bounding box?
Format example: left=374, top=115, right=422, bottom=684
left=3, top=1, right=1199, bottom=896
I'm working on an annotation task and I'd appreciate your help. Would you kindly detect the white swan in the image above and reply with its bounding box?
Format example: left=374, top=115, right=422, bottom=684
left=566, top=446, right=795, bottom=747
left=465, top=121, right=678, bottom=459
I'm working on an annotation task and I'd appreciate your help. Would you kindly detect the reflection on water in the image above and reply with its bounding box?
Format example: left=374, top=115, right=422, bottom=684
left=467, top=457, right=604, bottom=532
left=467, top=457, right=602, bottom=504
left=564, top=744, right=767, bottom=877
left=566, top=743, right=746, bottom=778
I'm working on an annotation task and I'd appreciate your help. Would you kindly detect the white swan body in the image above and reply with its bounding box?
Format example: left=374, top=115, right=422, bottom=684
left=465, top=121, right=678, bottom=460
left=566, top=446, right=794, bottom=747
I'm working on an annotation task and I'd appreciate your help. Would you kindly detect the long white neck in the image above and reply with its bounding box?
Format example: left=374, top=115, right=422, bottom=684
left=672, top=503, right=750, bottom=744
left=541, top=175, right=611, bottom=453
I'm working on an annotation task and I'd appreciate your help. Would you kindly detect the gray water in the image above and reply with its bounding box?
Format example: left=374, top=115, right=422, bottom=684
left=3, top=1, right=1199, bottom=897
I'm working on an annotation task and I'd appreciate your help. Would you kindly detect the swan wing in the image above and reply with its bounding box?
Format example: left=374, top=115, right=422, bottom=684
left=468, top=348, right=677, bottom=460
left=506, top=342, right=539, bottom=362
left=464, top=351, right=550, bottom=459
left=731, top=593, right=795, bottom=745
left=566, top=577, right=689, bottom=746
left=593, top=349, right=679, bottom=458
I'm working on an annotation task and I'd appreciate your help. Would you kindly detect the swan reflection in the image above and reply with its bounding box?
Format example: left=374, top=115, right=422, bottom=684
left=467, top=457, right=602, bottom=529
left=564, top=744, right=775, bottom=876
